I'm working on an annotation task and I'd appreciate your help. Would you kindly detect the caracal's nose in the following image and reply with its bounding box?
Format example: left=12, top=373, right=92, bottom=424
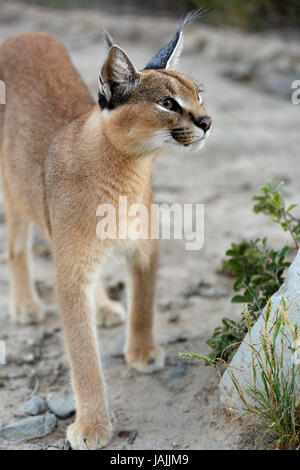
left=194, top=115, right=212, bottom=133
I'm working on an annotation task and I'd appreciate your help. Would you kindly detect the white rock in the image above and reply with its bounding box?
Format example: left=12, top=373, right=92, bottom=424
left=220, top=249, right=300, bottom=411
left=46, top=393, right=75, bottom=419
left=23, top=395, right=48, bottom=416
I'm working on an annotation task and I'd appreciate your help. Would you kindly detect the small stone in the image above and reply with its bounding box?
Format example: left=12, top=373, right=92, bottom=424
left=47, top=446, right=60, bottom=450
left=167, top=313, right=180, bottom=323
left=0, top=414, right=56, bottom=444
left=22, top=353, right=35, bottom=364
left=128, top=430, right=138, bottom=445
left=202, top=287, right=228, bottom=299
left=24, top=396, right=48, bottom=416
left=234, top=433, right=243, bottom=444
left=159, top=300, right=172, bottom=312
left=168, top=334, right=187, bottom=344
left=164, top=363, right=187, bottom=379
left=46, top=393, right=75, bottom=419
left=160, top=297, right=186, bottom=312
left=24, top=443, right=41, bottom=450
left=185, top=282, right=228, bottom=300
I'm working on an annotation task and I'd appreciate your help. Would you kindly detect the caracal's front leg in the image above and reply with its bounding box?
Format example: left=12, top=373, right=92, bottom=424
left=54, top=257, right=113, bottom=450
left=125, top=240, right=165, bottom=373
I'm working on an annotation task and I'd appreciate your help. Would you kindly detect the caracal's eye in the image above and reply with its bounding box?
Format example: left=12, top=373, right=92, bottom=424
left=159, top=98, right=174, bottom=110
left=158, top=97, right=181, bottom=113
left=197, top=93, right=203, bottom=105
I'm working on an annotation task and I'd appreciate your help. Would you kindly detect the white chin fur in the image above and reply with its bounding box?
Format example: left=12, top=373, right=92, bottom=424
left=188, top=139, right=206, bottom=152
left=143, top=130, right=209, bottom=154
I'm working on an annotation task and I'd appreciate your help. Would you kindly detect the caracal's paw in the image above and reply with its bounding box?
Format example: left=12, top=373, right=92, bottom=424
left=98, top=301, right=126, bottom=328
left=11, top=299, right=45, bottom=325
left=67, top=420, right=113, bottom=450
left=125, top=345, right=165, bottom=373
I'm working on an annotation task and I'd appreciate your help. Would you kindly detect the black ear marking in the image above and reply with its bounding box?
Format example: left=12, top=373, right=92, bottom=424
left=144, top=8, right=211, bottom=71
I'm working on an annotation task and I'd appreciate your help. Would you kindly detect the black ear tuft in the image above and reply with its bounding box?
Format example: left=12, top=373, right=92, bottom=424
left=144, top=8, right=211, bottom=71
left=102, top=29, right=117, bottom=50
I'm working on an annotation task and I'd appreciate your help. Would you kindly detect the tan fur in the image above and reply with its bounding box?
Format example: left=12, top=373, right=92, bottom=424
left=0, top=32, right=211, bottom=449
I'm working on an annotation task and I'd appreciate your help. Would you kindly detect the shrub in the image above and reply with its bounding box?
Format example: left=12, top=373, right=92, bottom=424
left=201, top=180, right=299, bottom=364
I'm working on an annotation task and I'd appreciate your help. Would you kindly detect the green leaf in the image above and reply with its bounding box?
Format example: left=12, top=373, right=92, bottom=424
left=231, top=295, right=247, bottom=303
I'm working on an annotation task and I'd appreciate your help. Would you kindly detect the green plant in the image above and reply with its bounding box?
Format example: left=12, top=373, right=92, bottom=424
left=223, top=239, right=290, bottom=312
left=197, top=180, right=300, bottom=364
left=253, top=179, right=300, bottom=249
left=182, top=299, right=300, bottom=449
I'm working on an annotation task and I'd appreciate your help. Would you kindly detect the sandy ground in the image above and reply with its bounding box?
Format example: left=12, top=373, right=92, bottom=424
left=0, top=1, right=300, bottom=450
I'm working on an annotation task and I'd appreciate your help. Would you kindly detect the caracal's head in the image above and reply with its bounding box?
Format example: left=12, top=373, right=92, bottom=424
left=98, top=10, right=212, bottom=155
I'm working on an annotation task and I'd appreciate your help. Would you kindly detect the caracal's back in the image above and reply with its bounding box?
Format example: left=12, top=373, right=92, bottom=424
left=0, top=32, right=94, bottom=229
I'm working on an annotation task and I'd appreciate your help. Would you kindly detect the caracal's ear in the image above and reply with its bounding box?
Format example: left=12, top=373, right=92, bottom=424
left=99, top=33, right=140, bottom=109
left=144, top=9, right=210, bottom=71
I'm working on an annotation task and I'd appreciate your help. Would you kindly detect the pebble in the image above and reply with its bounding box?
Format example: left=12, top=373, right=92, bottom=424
left=0, top=414, right=56, bottom=444
left=128, top=430, right=138, bottom=445
left=164, top=363, right=187, bottom=379
left=22, top=353, right=35, bottom=364
left=23, top=396, right=48, bottom=416
left=167, top=313, right=180, bottom=323
left=160, top=297, right=186, bottom=312
left=46, top=393, right=75, bottom=419
left=185, top=282, right=228, bottom=300
left=168, top=334, right=187, bottom=344
left=233, top=433, right=243, bottom=444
